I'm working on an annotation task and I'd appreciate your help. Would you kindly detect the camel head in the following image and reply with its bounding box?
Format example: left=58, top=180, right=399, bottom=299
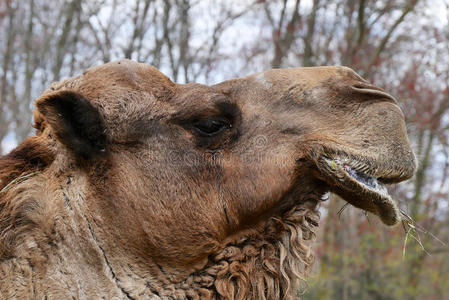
left=0, top=60, right=416, bottom=299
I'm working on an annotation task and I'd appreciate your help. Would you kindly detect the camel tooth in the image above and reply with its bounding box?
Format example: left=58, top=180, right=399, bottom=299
left=321, top=192, right=330, bottom=200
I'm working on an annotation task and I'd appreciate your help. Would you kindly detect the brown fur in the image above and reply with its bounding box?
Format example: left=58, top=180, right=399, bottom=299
left=0, top=60, right=415, bottom=299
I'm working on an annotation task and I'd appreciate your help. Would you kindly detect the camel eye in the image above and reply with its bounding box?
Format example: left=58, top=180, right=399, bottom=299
left=193, top=119, right=230, bottom=137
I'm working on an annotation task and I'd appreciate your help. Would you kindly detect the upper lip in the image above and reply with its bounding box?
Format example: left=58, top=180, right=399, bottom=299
left=337, top=158, right=388, bottom=191
left=323, top=157, right=388, bottom=194
left=320, top=151, right=415, bottom=183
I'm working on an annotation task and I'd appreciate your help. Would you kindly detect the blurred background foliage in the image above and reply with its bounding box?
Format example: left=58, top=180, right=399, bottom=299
left=0, top=0, right=448, bottom=299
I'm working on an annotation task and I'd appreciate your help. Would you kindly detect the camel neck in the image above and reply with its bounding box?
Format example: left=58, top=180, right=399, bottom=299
left=87, top=199, right=322, bottom=299
left=1, top=169, right=322, bottom=299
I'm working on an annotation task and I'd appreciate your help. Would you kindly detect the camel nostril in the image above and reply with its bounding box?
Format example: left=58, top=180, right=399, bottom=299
left=352, top=83, right=368, bottom=89
left=351, top=83, right=398, bottom=104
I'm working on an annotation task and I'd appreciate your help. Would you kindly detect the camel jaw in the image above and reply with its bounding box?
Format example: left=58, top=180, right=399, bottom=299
left=318, top=157, right=401, bottom=226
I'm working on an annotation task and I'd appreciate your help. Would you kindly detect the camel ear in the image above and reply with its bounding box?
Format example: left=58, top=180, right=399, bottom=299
left=35, top=91, right=107, bottom=159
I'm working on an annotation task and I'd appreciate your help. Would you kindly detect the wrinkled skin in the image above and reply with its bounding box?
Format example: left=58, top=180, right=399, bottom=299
left=0, top=60, right=416, bottom=299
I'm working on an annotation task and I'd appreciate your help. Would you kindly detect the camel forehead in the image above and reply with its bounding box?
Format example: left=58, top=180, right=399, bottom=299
left=46, top=62, right=363, bottom=101
left=254, top=66, right=366, bottom=90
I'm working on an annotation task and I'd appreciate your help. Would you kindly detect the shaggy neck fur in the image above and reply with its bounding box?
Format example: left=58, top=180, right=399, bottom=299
left=91, top=200, right=321, bottom=300
left=0, top=142, right=321, bottom=300
left=172, top=203, right=319, bottom=300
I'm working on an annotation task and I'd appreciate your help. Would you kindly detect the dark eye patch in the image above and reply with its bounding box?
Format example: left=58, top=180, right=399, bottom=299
left=193, top=119, right=231, bottom=137
left=171, top=97, right=242, bottom=148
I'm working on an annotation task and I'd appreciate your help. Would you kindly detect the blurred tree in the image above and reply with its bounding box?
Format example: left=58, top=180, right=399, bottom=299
left=0, top=0, right=18, bottom=153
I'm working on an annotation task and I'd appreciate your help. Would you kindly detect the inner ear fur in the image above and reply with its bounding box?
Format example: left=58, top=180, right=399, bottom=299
left=35, top=90, right=107, bottom=160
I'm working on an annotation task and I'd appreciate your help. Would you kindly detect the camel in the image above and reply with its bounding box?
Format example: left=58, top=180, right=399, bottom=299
left=0, top=60, right=416, bottom=299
